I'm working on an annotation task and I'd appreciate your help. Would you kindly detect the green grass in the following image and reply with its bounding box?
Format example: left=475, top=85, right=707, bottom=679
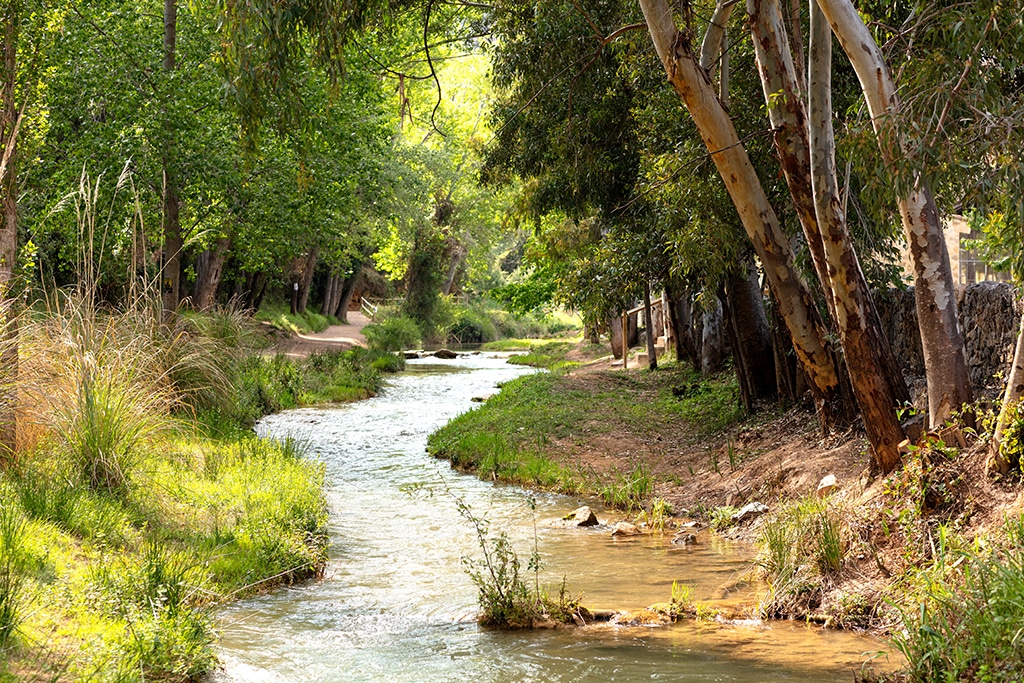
left=0, top=432, right=327, bottom=681
left=256, top=302, right=336, bottom=334
left=755, top=496, right=847, bottom=619
left=884, top=516, right=1024, bottom=682
left=428, top=364, right=743, bottom=504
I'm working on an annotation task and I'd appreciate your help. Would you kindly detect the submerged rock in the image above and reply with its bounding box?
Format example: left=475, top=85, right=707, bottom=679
left=471, top=393, right=497, bottom=403
left=672, top=532, right=698, bottom=546
left=611, top=521, right=640, bottom=537
left=404, top=351, right=421, bottom=359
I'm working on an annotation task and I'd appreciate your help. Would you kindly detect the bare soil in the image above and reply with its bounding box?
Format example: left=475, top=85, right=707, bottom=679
left=270, top=311, right=371, bottom=358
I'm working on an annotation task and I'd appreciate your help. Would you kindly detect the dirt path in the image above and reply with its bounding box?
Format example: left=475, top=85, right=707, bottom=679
left=275, top=311, right=372, bottom=358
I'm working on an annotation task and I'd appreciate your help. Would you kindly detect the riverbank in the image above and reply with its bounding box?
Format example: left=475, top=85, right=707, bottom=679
left=0, top=303, right=405, bottom=682
left=428, top=342, right=1024, bottom=679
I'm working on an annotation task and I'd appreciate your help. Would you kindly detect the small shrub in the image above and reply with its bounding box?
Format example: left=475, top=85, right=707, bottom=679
left=364, top=315, right=421, bottom=353
left=893, top=515, right=1024, bottom=683
left=709, top=506, right=739, bottom=532
left=756, top=496, right=847, bottom=618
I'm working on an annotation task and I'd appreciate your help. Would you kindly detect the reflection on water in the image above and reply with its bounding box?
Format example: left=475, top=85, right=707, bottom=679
left=214, top=354, right=896, bottom=682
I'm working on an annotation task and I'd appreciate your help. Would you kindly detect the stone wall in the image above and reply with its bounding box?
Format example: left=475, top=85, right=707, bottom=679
left=875, top=282, right=1020, bottom=392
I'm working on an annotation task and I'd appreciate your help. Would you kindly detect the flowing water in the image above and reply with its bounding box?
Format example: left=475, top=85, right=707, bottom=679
left=213, top=355, right=897, bottom=682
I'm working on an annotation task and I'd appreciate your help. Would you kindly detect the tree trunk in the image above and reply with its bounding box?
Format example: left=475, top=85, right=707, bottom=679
left=807, top=0, right=907, bottom=472
left=160, top=0, right=182, bottom=320
left=701, top=300, right=726, bottom=375
left=442, top=241, right=466, bottom=296
left=0, top=3, right=18, bottom=457
left=667, top=282, right=698, bottom=367
left=638, top=0, right=844, bottom=423
left=816, top=0, right=973, bottom=429
left=335, top=270, right=361, bottom=324
left=991, top=311, right=1024, bottom=475
left=193, top=236, right=231, bottom=310
left=726, top=264, right=776, bottom=400
left=748, top=0, right=908, bottom=471
left=320, top=273, right=338, bottom=316
left=297, top=248, right=318, bottom=313
left=643, top=281, right=658, bottom=370
left=610, top=314, right=625, bottom=359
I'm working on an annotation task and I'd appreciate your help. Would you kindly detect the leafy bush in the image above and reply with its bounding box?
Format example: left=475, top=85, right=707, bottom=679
left=363, top=314, right=421, bottom=353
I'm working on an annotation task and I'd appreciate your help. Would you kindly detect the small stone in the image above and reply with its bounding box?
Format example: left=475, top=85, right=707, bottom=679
left=471, top=393, right=496, bottom=403
left=732, top=502, right=768, bottom=524
left=816, top=474, right=838, bottom=498
left=611, top=522, right=640, bottom=537
left=564, top=506, right=599, bottom=527
left=672, top=532, right=698, bottom=546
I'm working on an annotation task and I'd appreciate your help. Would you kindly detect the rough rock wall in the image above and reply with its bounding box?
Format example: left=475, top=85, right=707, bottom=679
left=875, top=282, right=1020, bottom=391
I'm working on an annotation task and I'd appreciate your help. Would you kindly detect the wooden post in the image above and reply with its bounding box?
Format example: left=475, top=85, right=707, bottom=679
left=622, top=311, right=629, bottom=370
left=662, top=289, right=672, bottom=354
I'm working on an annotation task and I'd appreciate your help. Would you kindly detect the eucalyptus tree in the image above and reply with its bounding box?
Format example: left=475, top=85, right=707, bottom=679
left=634, top=0, right=848, bottom=427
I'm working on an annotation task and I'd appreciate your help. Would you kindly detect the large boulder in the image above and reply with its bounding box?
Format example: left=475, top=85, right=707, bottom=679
left=434, top=349, right=458, bottom=359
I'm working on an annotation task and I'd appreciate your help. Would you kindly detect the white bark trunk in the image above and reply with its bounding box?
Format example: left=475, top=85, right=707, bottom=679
left=816, top=0, right=972, bottom=428
left=808, top=0, right=905, bottom=472
left=991, top=312, right=1024, bottom=474
left=638, top=0, right=843, bottom=419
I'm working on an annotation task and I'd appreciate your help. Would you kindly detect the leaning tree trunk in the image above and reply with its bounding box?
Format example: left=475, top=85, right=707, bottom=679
left=806, top=0, right=907, bottom=472
left=193, top=235, right=231, bottom=309
left=747, top=0, right=908, bottom=471
left=0, top=3, right=18, bottom=458
left=638, top=0, right=844, bottom=425
left=817, top=0, right=972, bottom=429
left=991, top=311, right=1024, bottom=475
left=334, top=269, right=362, bottom=324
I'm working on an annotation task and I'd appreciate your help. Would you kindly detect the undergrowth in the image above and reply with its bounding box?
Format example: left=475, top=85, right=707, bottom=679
left=0, top=294, right=331, bottom=681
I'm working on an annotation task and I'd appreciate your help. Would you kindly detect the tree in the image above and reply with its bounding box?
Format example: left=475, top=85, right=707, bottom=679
left=816, top=0, right=973, bottom=429
left=636, top=0, right=845, bottom=425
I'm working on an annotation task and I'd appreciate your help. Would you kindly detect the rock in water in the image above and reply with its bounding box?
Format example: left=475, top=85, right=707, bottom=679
left=672, top=532, right=698, bottom=546
left=434, top=349, right=458, bottom=359
left=611, top=522, right=640, bottom=537
left=564, top=506, right=599, bottom=527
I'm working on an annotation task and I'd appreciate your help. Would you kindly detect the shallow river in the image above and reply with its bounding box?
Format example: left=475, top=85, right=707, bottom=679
left=214, top=355, right=896, bottom=682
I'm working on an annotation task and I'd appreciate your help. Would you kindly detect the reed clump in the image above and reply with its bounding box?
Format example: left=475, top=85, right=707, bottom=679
left=0, top=292, right=330, bottom=681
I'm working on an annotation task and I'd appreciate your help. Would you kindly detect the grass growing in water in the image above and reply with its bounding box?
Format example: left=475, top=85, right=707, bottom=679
left=756, top=496, right=847, bottom=619
left=456, top=496, right=582, bottom=628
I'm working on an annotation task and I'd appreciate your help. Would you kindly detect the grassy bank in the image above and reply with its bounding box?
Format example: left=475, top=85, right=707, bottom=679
left=427, top=360, right=743, bottom=509
left=0, top=295, right=396, bottom=681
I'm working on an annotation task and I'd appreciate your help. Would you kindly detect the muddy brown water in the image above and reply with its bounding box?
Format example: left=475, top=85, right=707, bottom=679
left=213, top=355, right=898, bottom=682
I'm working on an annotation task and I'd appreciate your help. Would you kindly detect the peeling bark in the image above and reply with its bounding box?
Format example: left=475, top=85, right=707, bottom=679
left=643, top=281, right=658, bottom=370
left=638, top=0, right=844, bottom=424
left=817, top=0, right=972, bottom=429
left=807, top=0, right=905, bottom=472
left=991, top=311, right=1024, bottom=475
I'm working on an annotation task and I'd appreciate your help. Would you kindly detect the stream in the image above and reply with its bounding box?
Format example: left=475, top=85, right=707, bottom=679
left=213, top=354, right=896, bottom=682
